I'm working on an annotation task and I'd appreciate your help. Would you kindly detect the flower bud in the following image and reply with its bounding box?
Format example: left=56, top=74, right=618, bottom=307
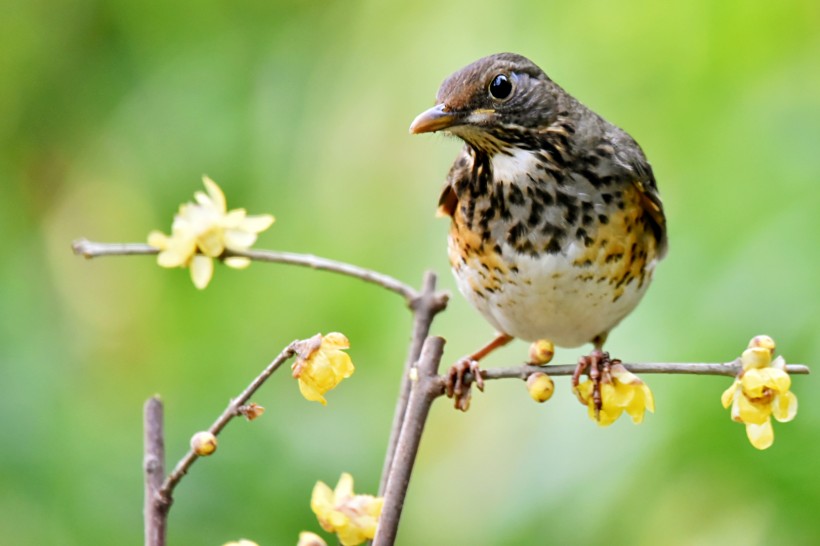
left=741, top=347, right=772, bottom=370
left=526, top=372, right=555, bottom=403
left=191, top=431, right=217, bottom=456
left=238, top=402, right=265, bottom=421
left=529, top=339, right=555, bottom=365
left=748, top=335, right=776, bottom=355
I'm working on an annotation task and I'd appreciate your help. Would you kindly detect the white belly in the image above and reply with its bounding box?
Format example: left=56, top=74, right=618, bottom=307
left=450, top=238, right=655, bottom=347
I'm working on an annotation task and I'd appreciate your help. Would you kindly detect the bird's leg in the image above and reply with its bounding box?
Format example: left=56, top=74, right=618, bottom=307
left=445, top=333, right=513, bottom=411
left=572, top=334, right=614, bottom=418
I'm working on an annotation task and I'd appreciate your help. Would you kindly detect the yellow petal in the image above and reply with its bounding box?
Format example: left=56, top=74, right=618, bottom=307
left=773, top=391, right=798, bottom=423
left=730, top=394, right=743, bottom=422
left=367, top=496, right=385, bottom=518
left=741, top=347, right=771, bottom=370
left=746, top=421, right=774, bottom=450
left=610, top=364, right=641, bottom=385
left=224, top=256, right=251, bottom=269
left=771, top=355, right=787, bottom=371
left=625, top=385, right=654, bottom=423
left=223, top=229, right=258, bottom=250
left=642, top=384, right=655, bottom=413
left=156, top=235, right=197, bottom=267
left=739, top=369, right=767, bottom=398
left=310, top=480, right=334, bottom=515
left=736, top=393, right=771, bottom=425
left=765, top=367, right=791, bottom=393
left=335, top=472, right=354, bottom=499
left=298, top=377, right=328, bottom=405
left=241, top=213, right=275, bottom=232
left=297, top=531, right=328, bottom=546
left=147, top=230, right=169, bottom=249
left=323, top=333, right=351, bottom=350
left=592, top=404, right=622, bottom=427
left=203, top=175, right=227, bottom=213
left=157, top=248, right=185, bottom=268
left=190, top=255, right=214, bottom=289
left=328, top=350, right=355, bottom=380
left=336, top=526, right=368, bottom=546
left=721, top=381, right=738, bottom=409
left=608, top=380, right=635, bottom=408
left=574, top=380, right=593, bottom=405
left=223, top=208, right=247, bottom=228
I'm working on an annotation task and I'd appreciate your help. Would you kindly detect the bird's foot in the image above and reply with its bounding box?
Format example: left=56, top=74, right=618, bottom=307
left=444, top=358, right=485, bottom=412
left=571, top=350, right=620, bottom=418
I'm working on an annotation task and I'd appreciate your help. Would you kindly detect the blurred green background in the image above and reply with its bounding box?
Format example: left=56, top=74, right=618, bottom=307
left=2, top=0, right=819, bottom=544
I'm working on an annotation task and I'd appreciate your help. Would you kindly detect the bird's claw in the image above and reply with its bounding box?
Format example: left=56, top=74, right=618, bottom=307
left=445, top=359, right=484, bottom=411
left=571, top=349, right=616, bottom=417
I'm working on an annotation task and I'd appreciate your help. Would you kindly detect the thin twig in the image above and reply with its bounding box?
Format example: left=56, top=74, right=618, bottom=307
left=158, top=342, right=298, bottom=500
left=374, top=336, right=445, bottom=546
left=143, top=397, right=166, bottom=546
left=71, top=239, right=418, bottom=303
left=378, top=271, right=448, bottom=495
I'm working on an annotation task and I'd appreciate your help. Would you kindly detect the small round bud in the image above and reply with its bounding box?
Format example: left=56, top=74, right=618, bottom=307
left=529, top=339, right=555, bottom=365
left=741, top=347, right=772, bottom=371
left=526, top=372, right=555, bottom=403
left=748, top=335, right=776, bottom=355
left=191, top=431, right=217, bottom=456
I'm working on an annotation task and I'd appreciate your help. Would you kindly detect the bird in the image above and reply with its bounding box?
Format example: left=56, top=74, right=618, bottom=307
left=409, top=53, right=667, bottom=411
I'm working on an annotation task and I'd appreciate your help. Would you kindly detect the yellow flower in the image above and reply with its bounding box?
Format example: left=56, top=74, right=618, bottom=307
left=574, top=363, right=654, bottom=426
left=310, top=473, right=383, bottom=546
left=721, top=338, right=797, bottom=450
left=148, top=176, right=274, bottom=289
left=292, top=333, right=354, bottom=405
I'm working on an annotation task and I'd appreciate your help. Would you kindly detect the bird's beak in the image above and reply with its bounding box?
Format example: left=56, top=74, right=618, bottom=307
left=409, top=104, right=457, bottom=134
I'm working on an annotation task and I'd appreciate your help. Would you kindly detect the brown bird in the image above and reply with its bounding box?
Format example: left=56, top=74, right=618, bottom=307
left=410, top=53, right=666, bottom=411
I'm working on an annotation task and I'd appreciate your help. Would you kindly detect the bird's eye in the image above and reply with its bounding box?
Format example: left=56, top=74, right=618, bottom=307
left=488, top=74, right=513, bottom=100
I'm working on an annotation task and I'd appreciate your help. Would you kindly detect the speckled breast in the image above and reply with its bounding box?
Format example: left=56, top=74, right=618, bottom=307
left=447, top=182, right=660, bottom=347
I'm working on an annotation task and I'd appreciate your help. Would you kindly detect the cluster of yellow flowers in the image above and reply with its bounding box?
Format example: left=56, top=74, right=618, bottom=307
left=574, top=363, right=655, bottom=426
left=148, top=176, right=274, bottom=289
left=721, top=335, right=797, bottom=449
left=526, top=340, right=655, bottom=426
left=309, top=473, right=384, bottom=546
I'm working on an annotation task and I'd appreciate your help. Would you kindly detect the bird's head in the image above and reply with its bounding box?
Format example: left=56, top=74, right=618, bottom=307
left=410, top=53, right=561, bottom=151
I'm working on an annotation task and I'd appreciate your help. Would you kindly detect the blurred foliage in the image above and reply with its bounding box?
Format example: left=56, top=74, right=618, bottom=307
left=1, top=0, right=819, bottom=544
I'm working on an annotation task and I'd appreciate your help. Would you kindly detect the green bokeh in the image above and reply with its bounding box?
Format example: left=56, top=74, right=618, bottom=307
left=2, top=1, right=819, bottom=544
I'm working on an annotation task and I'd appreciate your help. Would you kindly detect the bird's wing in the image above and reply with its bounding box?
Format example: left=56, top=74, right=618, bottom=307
left=626, top=156, right=668, bottom=259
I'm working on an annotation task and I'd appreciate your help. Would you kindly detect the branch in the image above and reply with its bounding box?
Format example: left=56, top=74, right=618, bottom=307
left=157, top=342, right=297, bottom=501
left=378, top=271, right=448, bottom=495
left=475, top=360, right=810, bottom=383
left=71, top=239, right=419, bottom=304
left=144, top=397, right=166, bottom=546
left=374, top=336, right=445, bottom=546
